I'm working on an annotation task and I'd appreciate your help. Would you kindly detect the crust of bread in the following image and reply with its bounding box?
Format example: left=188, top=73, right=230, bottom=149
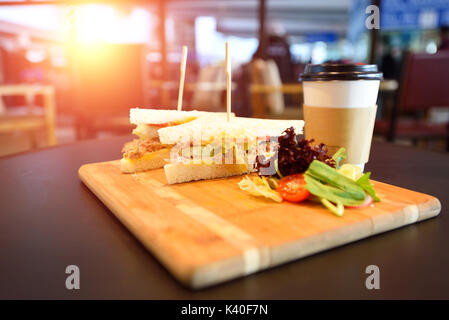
left=164, top=163, right=253, bottom=184
left=120, top=148, right=171, bottom=173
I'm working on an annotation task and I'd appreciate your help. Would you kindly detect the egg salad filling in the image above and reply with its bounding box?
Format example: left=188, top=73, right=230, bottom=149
left=170, top=137, right=276, bottom=166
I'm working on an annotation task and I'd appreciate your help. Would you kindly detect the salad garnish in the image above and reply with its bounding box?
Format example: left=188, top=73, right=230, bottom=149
left=238, top=176, right=283, bottom=203
left=239, top=127, right=381, bottom=217
left=256, top=127, right=335, bottom=177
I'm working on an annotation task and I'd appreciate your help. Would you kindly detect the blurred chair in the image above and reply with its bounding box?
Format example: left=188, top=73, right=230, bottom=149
left=375, top=51, right=449, bottom=149
left=0, top=84, right=56, bottom=148
left=73, top=44, right=147, bottom=139
left=249, top=59, right=302, bottom=119
left=191, top=65, right=227, bottom=111
left=148, top=73, right=234, bottom=112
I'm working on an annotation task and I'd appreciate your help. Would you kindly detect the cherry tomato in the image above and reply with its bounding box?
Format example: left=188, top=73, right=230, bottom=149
left=276, top=174, right=310, bottom=203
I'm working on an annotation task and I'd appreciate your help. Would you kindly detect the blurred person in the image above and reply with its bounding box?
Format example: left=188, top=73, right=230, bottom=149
left=380, top=35, right=403, bottom=81
left=252, top=21, right=295, bottom=83
left=438, top=25, right=449, bottom=51
left=381, top=46, right=403, bottom=80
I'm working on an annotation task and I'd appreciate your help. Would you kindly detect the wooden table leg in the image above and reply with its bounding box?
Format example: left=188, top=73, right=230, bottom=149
left=43, top=87, right=57, bottom=146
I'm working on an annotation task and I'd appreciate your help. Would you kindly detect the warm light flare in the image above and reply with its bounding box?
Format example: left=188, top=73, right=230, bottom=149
left=69, top=4, right=150, bottom=44
left=74, top=5, right=116, bottom=44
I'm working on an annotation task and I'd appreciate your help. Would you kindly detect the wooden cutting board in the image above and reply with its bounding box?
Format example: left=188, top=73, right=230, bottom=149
left=79, top=160, right=441, bottom=289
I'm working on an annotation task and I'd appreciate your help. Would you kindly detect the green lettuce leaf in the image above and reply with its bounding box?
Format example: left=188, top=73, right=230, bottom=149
left=332, top=148, right=347, bottom=169
left=356, top=172, right=381, bottom=202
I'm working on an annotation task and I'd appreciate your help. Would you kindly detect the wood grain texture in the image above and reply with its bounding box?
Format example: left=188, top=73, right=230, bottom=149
left=79, top=160, right=441, bottom=289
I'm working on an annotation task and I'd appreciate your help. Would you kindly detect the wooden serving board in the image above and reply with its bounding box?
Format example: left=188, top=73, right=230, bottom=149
left=79, top=160, right=441, bottom=289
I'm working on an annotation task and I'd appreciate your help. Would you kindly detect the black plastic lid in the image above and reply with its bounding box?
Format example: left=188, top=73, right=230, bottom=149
left=300, top=63, right=383, bottom=81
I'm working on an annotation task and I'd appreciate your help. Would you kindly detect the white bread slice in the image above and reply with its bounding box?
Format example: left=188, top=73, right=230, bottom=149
left=164, top=163, right=253, bottom=184
left=130, top=108, right=233, bottom=125
left=158, top=117, right=304, bottom=145
left=120, top=148, right=171, bottom=173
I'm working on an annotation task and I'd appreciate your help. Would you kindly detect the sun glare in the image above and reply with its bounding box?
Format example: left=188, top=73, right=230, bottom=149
left=71, top=4, right=150, bottom=44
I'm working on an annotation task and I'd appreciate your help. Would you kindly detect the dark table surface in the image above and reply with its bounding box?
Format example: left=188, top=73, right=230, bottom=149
left=0, top=136, right=448, bottom=299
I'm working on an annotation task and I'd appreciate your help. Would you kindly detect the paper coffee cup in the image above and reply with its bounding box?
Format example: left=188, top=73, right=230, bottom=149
left=300, top=64, right=383, bottom=169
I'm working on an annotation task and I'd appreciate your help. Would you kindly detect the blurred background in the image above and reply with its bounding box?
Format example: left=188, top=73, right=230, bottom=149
left=0, top=0, right=448, bottom=157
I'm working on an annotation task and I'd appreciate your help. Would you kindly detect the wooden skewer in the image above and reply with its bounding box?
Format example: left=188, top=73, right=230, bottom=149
left=177, top=46, right=188, bottom=111
left=225, top=42, right=231, bottom=122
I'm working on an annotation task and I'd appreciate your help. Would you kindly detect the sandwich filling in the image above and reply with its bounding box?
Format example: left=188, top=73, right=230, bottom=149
left=122, top=121, right=192, bottom=163
left=145, top=116, right=198, bottom=128
left=120, top=108, right=236, bottom=173
left=122, top=138, right=171, bottom=160
left=170, top=137, right=276, bottom=167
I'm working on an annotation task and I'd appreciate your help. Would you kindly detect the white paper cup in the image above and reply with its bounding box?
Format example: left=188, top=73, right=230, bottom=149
left=303, top=80, right=380, bottom=108
left=300, top=64, right=382, bottom=170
